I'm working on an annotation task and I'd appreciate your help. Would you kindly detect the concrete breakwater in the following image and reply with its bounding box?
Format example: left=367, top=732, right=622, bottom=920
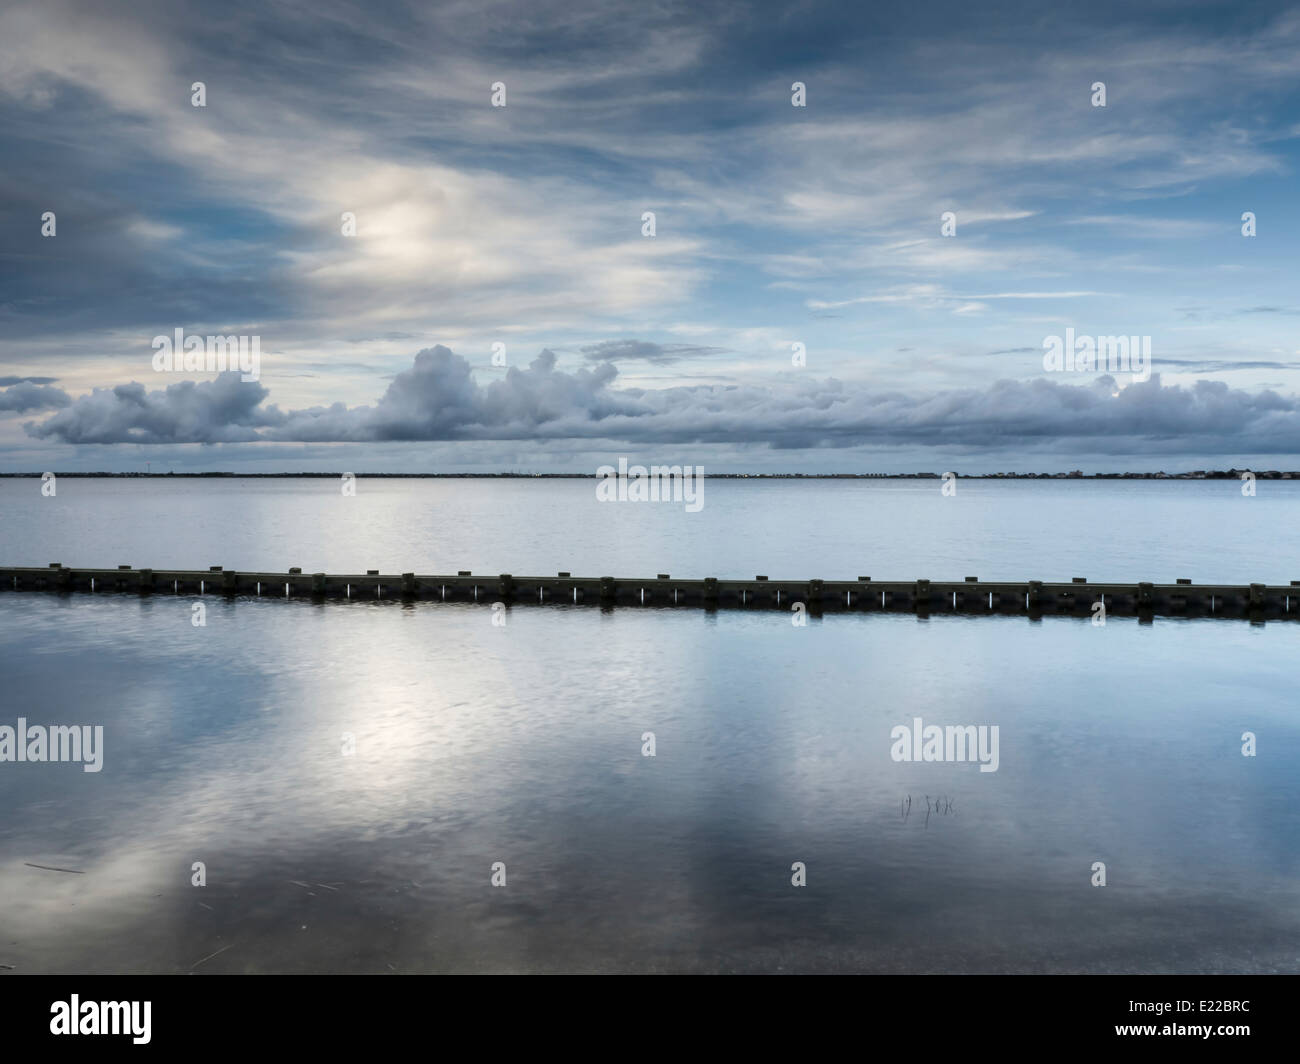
left=3, top=564, right=1300, bottom=618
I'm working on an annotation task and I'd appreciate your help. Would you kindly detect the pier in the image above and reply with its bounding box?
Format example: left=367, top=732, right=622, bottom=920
left=3, top=564, right=1299, bottom=618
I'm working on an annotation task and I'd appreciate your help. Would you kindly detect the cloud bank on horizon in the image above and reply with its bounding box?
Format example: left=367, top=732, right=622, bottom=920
left=3, top=0, right=1300, bottom=471
left=19, top=346, right=1300, bottom=460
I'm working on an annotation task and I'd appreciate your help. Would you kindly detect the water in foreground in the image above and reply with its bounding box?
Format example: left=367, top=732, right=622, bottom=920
left=0, top=478, right=1297, bottom=972
left=0, top=594, right=1296, bottom=973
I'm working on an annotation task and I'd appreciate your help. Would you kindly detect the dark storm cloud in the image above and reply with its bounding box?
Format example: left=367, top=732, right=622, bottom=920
left=26, top=346, right=1300, bottom=454
left=0, top=380, right=70, bottom=413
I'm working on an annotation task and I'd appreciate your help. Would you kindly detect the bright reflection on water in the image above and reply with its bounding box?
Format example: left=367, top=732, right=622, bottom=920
left=3, top=475, right=1300, bottom=582
left=1, top=593, right=1297, bottom=973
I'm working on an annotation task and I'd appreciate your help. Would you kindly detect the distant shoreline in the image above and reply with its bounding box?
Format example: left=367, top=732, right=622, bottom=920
left=2, top=470, right=1294, bottom=481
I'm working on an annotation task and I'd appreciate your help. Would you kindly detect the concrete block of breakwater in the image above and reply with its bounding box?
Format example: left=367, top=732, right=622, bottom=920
left=771, top=582, right=801, bottom=607
left=1095, top=584, right=1134, bottom=611
left=873, top=581, right=905, bottom=609
left=631, top=575, right=664, bottom=605
left=1213, top=585, right=1247, bottom=611
left=1052, top=581, right=1090, bottom=611
left=438, top=573, right=476, bottom=601
left=703, top=577, right=719, bottom=607
left=286, top=569, right=316, bottom=595
left=137, top=568, right=154, bottom=594
left=1247, top=582, right=1279, bottom=610
left=616, top=578, right=650, bottom=605
left=508, top=576, right=540, bottom=602
left=986, top=584, right=1022, bottom=611
left=851, top=576, right=878, bottom=610
left=546, top=572, right=573, bottom=604
left=737, top=576, right=772, bottom=607
left=713, top=579, right=751, bottom=607
left=818, top=580, right=852, bottom=608
left=656, top=579, right=701, bottom=606
left=163, top=569, right=195, bottom=593
left=232, top=570, right=262, bottom=594
left=954, top=577, right=982, bottom=610
left=498, top=574, right=514, bottom=602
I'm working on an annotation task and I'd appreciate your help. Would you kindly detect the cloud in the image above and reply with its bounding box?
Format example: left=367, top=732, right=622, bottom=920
left=1160, top=359, right=1300, bottom=372
left=6, top=0, right=1300, bottom=472
left=579, top=340, right=728, bottom=365
left=962, top=291, right=1107, bottom=300
left=805, top=286, right=1106, bottom=312
left=1064, top=216, right=1222, bottom=237
left=27, top=375, right=281, bottom=443
left=0, top=381, right=70, bottom=413
left=26, top=346, right=1300, bottom=455
left=2, top=0, right=1294, bottom=357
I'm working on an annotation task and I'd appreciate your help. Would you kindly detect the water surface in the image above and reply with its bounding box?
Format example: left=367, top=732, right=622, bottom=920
left=0, top=479, right=1296, bottom=972
left=2, top=476, right=1298, bottom=583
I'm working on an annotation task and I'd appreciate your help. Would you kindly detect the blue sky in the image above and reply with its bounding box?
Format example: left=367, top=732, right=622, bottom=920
left=4, top=0, right=1300, bottom=472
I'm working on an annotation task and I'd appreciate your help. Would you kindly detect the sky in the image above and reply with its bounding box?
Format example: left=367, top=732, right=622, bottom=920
left=4, top=0, right=1300, bottom=473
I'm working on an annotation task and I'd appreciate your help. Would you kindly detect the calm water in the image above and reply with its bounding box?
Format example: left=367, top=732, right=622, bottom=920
left=0, top=478, right=1298, bottom=973
left=2, top=475, right=1300, bottom=583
